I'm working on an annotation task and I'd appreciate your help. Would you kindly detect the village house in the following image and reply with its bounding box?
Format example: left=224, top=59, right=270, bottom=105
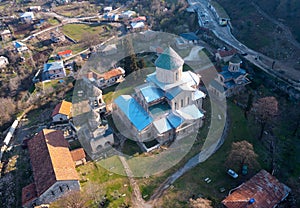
left=29, top=6, right=41, bottom=12
left=43, top=61, right=66, bottom=80
left=103, top=6, right=113, bottom=13
left=0, top=56, right=9, bottom=68
left=215, top=48, right=237, bottom=62
left=208, top=0, right=230, bottom=26
left=57, top=50, right=72, bottom=59
left=222, top=170, right=291, bottom=208
left=85, top=67, right=125, bottom=89
left=51, top=100, right=72, bottom=122
left=1, top=29, right=12, bottom=41
left=50, top=31, right=66, bottom=43
left=113, top=47, right=206, bottom=151
left=121, top=10, right=136, bottom=19
left=70, top=148, right=86, bottom=167
left=103, top=13, right=119, bottom=21
left=22, top=129, right=80, bottom=208
left=209, top=55, right=251, bottom=98
left=14, top=41, right=28, bottom=53
left=20, top=12, right=35, bottom=24
left=130, top=22, right=145, bottom=31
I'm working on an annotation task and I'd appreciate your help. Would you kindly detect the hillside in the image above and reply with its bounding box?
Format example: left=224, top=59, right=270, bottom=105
left=216, top=0, right=300, bottom=70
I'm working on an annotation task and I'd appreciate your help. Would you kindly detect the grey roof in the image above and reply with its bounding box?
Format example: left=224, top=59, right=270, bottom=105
left=155, top=47, right=184, bottom=70
left=43, top=61, right=64, bottom=72
left=230, top=54, right=242, bottom=64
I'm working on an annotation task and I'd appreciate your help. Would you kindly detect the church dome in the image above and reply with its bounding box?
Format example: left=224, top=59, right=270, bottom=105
left=155, top=47, right=184, bottom=70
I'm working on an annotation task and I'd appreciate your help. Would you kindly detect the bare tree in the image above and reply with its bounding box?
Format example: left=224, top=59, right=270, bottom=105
left=251, top=96, right=278, bottom=140
left=0, top=97, right=16, bottom=126
left=189, top=198, right=213, bottom=208
left=51, top=191, right=87, bottom=208
left=226, top=140, right=259, bottom=169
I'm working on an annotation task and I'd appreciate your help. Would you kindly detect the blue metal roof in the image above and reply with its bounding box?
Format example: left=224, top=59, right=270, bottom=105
left=140, top=85, right=164, bottom=103
left=167, top=112, right=184, bottom=128
left=177, top=104, right=204, bottom=120
left=165, top=86, right=182, bottom=100
left=153, top=117, right=173, bottom=134
left=180, top=32, right=199, bottom=41
left=114, top=95, right=153, bottom=131
left=224, top=80, right=236, bottom=89
left=14, top=41, right=25, bottom=48
left=220, top=70, right=233, bottom=80
left=43, top=61, right=64, bottom=72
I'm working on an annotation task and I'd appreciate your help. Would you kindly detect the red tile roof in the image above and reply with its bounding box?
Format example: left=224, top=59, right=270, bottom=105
left=27, top=129, right=79, bottom=197
left=51, top=100, right=72, bottom=117
left=58, top=50, right=72, bottom=56
left=70, top=148, right=86, bottom=162
left=222, top=170, right=291, bottom=208
left=86, top=67, right=125, bottom=81
left=131, top=16, right=146, bottom=22
left=216, top=49, right=237, bottom=58
left=22, top=183, right=37, bottom=206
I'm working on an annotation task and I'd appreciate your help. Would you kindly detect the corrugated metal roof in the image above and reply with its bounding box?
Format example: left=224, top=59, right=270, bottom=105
left=43, top=61, right=64, bottom=72
left=193, top=89, right=206, bottom=100
left=222, top=170, right=291, bottom=208
left=114, top=95, right=153, bottom=131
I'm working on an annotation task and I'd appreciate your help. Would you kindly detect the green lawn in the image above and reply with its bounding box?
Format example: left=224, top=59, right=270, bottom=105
left=61, top=24, right=106, bottom=42
left=75, top=156, right=132, bottom=208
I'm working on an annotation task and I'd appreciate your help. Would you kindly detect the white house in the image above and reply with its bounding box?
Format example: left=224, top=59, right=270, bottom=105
left=0, top=56, right=9, bottom=68
left=20, top=12, right=34, bottom=23
left=14, top=41, right=28, bottom=52
left=51, top=100, right=72, bottom=122
left=1, top=29, right=12, bottom=41
left=43, top=61, right=66, bottom=80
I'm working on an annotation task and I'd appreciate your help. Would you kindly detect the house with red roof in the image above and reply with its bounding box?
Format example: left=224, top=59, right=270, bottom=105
left=22, top=129, right=80, bottom=207
left=57, top=50, right=72, bottom=58
left=51, top=100, right=72, bottom=122
left=215, top=48, right=237, bottom=62
left=222, top=170, right=291, bottom=208
left=86, top=67, right=125, bottom=89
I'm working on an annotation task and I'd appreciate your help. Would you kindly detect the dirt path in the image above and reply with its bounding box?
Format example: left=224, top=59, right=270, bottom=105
left=119, top=156, right=152, bottom=208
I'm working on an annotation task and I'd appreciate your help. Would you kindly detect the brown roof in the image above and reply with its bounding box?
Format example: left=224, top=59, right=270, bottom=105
left=86, top=67, right=125, bottom=81
left=70, top=148, right=86, bottom=162
left=27, top=129, right=79, bottom=196
left=216, top=49, right=237, bottom=58
left=222, top=170, right=291, bottom=208
left=51, top=100, right=72, bottom=117
left=22, top=183, right=37, bottom=206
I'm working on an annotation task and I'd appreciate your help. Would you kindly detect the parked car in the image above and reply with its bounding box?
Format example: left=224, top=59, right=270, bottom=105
left=227, top=169, right=238, bottom=178
left=242, top=165, right=248, bottom=175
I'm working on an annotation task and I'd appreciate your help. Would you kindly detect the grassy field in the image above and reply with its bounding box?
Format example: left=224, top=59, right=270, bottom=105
left=75, top=157, right=132, bottom=207
left=61, top=24, right=107, bottom=42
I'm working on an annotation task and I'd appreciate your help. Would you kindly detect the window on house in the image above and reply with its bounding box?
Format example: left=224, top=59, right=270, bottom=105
left=174, top=102, right=177, bottom=109
left=59, top=186, right=63, bottom=192
left=187, top=97, right=189, bottom=105
left=51, top=191, right=55, bottom=196
left=175, top=72, right=178, bottom=81
left=181, top=99, right=183, bottom=107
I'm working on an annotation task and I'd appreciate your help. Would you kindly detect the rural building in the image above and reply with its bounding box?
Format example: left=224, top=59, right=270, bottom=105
left=20, top=12, right=35, bottom=23
left=0, top=56, right=9, bottom=68
left=43, top=61, right=66, bottom=80
left=131, top=21, right=145, bottom=31
left=57, top=50, right=72, bottom=58
left=131, top=16, right=146, bottom=23
left=180, top=32, right=199, bottom=44
left=121, top=10, right=136, bottom=19
left=215, top=48, right=237, bottom=62
left=209, top=55, right=250, bottom=98
left=1, top=29, right=12, bottom=41
left=51, top=100, right=72, bottom=122
left=70, top=148, right=86, bottom=166
left=50, top=31, right=66, bottom=43
left=14, top=41, right=28, bottom=52
left=222, top=170, right=291, bottom=208
left=86, top=67, right=125, bottom=89
left=29, top=6, right=41, bottom=11
left=103, top=6, right=113, bottom=13
left=113, top=47, right=206, bottom=151
left=103, top=13, right=119, bottom=21
left=22, top=129, right=80, bottom=207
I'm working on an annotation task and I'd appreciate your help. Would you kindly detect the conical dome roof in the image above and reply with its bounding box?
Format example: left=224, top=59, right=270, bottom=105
left=155, top=47, right=184, bottom=70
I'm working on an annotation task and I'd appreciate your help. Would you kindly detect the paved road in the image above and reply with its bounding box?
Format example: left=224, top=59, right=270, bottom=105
left=188, top=0, right=300, bottom=91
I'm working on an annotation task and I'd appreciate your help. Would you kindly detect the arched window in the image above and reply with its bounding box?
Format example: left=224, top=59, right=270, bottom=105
left=181, top=99, right=183, bottom=107
left=174, top=102, right=177, bottom=109
left=59, top=186, right=63, bottom=192
left=175, top=72, right=178, bottom=81
left=187, top=97, right=190, bottom=105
